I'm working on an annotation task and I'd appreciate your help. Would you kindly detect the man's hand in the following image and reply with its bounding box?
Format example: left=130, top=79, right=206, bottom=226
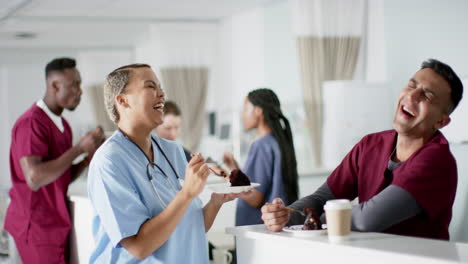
left=78, top=127, right=105, bottom=155
left=261, top=198, right=290, bottom=232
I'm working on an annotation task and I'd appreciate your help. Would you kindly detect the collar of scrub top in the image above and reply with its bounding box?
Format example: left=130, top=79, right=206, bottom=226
left=36, top=99, right=65, bottom=133
left=118, top=129, right=183, bottom=206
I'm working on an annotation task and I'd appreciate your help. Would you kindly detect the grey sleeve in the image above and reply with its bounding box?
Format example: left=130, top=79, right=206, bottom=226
left=350, top=185, right=422, bottom=232
left=286, top=183, right=422, bottom=231
left=287, top=182, right=335, bottom=225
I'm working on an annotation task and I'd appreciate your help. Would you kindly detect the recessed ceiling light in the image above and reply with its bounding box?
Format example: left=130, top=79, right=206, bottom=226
left=14, top=32, right=36, bottom=39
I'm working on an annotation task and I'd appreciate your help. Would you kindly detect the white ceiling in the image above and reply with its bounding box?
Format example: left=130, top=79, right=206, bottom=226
left=0, top=0, right=273, bottom=48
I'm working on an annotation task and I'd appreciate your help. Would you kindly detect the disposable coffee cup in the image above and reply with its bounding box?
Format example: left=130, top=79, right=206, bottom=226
left=324, top=199, right=352, bottom=242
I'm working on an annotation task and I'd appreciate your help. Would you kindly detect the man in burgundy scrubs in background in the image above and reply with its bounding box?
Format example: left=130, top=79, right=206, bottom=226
left=4, top=57, right=105, bottom=263
left=262, top=59, right=463, bottom=240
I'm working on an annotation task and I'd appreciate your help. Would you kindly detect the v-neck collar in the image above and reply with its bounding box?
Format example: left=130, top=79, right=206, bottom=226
left=36, top=99, right=64, bottom=133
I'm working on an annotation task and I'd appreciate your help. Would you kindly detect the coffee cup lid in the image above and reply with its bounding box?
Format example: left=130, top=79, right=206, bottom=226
left=324, top=199, right=352, bottom=210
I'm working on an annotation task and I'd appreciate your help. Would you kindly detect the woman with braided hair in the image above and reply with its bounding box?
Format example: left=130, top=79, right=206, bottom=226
left=223, top=88, right=299, bottom=226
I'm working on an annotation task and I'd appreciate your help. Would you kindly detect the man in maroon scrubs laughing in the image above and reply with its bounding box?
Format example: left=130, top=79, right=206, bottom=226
left=262, top=59, right=463, bottom=240
left=4, top=57, right=105, bottom=263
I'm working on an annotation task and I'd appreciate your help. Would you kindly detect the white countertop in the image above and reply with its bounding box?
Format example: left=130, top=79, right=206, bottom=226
left=226, top=225, right=468, bottom=263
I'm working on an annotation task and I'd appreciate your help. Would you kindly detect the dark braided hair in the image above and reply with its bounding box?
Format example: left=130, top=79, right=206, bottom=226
left=247, top=88, right=299, bottom=205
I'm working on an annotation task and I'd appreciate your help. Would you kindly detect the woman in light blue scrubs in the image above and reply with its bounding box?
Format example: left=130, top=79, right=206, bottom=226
left=87, top=64, right=235, bottom=263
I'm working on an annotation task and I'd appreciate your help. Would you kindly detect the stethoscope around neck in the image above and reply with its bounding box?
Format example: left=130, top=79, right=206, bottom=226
left=119, top=129, right=182, bottom=208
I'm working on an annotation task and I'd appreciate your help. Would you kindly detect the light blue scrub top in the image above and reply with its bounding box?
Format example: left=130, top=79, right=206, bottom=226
left=87, top=131, right=208, bottom=263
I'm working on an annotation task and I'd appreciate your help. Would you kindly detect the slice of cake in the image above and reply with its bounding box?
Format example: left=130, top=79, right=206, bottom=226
left=302, top=208, right=322, bottom=230
left=229, top=169, right=251, bottom=186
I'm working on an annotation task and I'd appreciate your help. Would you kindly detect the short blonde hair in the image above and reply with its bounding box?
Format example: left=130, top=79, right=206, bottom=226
left=103, top=64, right=150, bottom=124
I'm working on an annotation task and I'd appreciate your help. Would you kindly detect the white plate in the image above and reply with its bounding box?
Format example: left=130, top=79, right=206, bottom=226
left=207, top=182, right=260, bottom=194
left=282, top=225, right=327, bottom=237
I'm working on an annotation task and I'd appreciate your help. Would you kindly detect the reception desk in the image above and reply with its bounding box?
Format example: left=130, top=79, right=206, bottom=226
left=226, top=225, right=468, bottom=264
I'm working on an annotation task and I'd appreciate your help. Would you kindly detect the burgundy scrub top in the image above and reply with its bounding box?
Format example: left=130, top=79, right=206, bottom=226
left=5, top=104, right=73, bottom=246
left=327, top=130, right=457, bottom=240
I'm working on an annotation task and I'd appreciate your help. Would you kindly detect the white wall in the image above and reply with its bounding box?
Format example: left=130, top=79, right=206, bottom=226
left=442, top=79, right=468, bottom=143
left=450, top=144, right=468, bottom=242
left=322, top=81, right=394, bottom=168
left=135, top=23, right=218, bottom=66
left=384, top=0, right=468, bottom=95
left=366, top=0, right=386, bottom=81
left=217, top=7, right=266, bottom=111
left=218, top=7, right=266, bottom=160
left=0, top=66, right=10, bottom=188
left=264, top=1, right=302, bottom=104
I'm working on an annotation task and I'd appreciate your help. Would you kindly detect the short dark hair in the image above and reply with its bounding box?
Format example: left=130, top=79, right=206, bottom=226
left=45, top=57, right=76, bottom=78
left=421, top=59, right=463, bottom=113
left=163, top=101, right=181, bottom=116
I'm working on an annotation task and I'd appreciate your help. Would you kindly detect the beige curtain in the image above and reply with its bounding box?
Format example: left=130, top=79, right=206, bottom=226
left=88, top=84, right=116, bottom=132
left=297, top=37, right=361, bottom=167
left=160, top=67, right=209, bottom=152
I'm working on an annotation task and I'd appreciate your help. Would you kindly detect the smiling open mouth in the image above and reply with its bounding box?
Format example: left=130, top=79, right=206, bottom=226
left=401, top=105, right=416, bottom=117
left=153, top=103, right=164, bottom=112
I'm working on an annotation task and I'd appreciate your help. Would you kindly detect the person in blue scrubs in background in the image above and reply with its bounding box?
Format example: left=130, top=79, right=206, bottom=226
left=223, top=88, right=300, bottom=226
left=87, top=64, right=236, bottom=263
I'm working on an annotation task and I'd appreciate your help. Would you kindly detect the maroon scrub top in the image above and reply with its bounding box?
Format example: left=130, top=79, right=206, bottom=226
left=327, top=130, right=457, bottom=240
left=5, top=104, right=73, bottom=246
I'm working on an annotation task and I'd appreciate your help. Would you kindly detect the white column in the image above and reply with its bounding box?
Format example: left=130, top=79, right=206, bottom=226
left=0, top=66, right=10, bottom=187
